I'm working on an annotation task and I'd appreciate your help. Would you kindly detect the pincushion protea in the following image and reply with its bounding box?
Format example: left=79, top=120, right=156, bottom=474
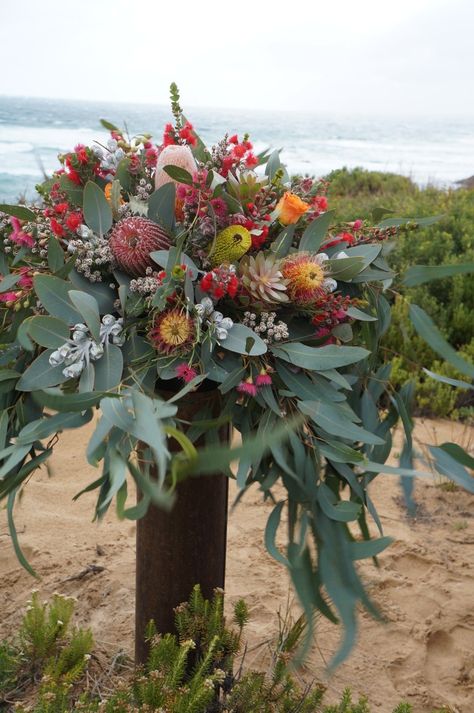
left=148, top=309, right=195, bottom=355
left=281, top=252, right=335, bottom=305
left=239, top=252, right=289, bottom=304
left=109, top=217, right=171, bottom=276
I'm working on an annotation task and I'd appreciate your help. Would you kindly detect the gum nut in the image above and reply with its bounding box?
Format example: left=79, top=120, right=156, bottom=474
left=220, top=318, right=233, bottom=330
left=64, top=361, right=84, bottom=379
left=324, top=278, right=338, bottom=292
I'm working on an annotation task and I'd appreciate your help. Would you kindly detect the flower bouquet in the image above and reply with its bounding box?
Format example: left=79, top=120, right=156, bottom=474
left=0, top=85, right=428, bottom=666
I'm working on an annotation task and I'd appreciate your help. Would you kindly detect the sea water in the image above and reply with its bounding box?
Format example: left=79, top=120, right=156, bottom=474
left=0, top=95, right=473, bottom=203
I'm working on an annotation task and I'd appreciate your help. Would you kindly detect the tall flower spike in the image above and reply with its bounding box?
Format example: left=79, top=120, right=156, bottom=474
left=239, top=252, right=289, bottom=304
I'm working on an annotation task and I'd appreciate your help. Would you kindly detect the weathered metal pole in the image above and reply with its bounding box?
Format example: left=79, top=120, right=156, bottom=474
left=135, top=388, right=229, bottom=664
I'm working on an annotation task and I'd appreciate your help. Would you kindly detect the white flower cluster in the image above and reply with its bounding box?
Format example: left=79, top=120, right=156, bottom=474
left=93, top=139, right=126, bottom=172
left=49, top=315, right=124, bottom=379
left=195, top=297, right=233, bottom=341
left=242, top=311, right=289, bottom=344
left=129, top=274, right=162, bottom=296
left=67, top=226, right=114, bottom=282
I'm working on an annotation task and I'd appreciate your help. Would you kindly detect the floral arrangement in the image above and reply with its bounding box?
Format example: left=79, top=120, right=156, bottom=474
left=0, top=84, right=433, bottom=666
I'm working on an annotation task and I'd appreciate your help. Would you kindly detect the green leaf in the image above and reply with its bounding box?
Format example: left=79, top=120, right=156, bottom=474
left=404, top=262, right=474, bottom=287
left=100, top=118, right=121, bottom=132
left=265, top=149, right=289, bottom=183
left=409, top=304, right=474, bottom=379
left=346, top=306, right=377, bottom=322
left=265, top=501, right=288, bottom=566
left=59, top=175, right=83, bottom=208
left=16, top=410, right=92, bottom=446
left=7, top=491, right=37, bottom=577
left=68, top=290, right=101, bottom=342
left=423, top=368, right=472, bottom=390
left=47, top=237, right=65, bottom=272
left=0, top=273, right=21, bottom=293
left=349, top=536, right=393, bottom=560
left=27, top=316, right=70, bottom=348
left=34, top=388, right=114, bottom=412
left=34, top=275, right=81, bottom=324
left=429, top=446, right=474, bottom=493
left=17, top=350, right=68, bottom=391
left=439, top=442, right=474, bottom=470
left=69, top=270, right=116, bottom=314
left=300, top=210, right=335, bottom=252
left=162, top=165, right=194, bottom=185
left=83, top=180, right=113, bottom=235
left=94, top=345, right=123, bottom=391
left=148, top=183, right=176, bottom=232
left=342, top=244, right=381, bottom=269
left=378, top=214, right=443, bottom=228
left=298, top=400, right=385, bottom=445
left=326, top=257, right=365, bottom=281
left=0, top=204, right=36, bottom=221
left=271, top=343, right=369, bottom=370
left=223, top=324, right=267, bottom=356
left=318, top=483, right=361, bottom=522
left=270, top=225, right=295, bottom=257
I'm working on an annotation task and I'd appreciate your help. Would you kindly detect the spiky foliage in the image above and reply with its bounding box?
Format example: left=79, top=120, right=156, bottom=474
left=208, top=226, right=251, bottom=267
left=239, top=251, right=289, bottom=304
left=109, top=217, right=171, bottom=276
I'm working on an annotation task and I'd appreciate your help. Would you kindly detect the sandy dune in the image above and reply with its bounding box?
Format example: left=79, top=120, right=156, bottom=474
left=1, top=419, right=474, bottom=712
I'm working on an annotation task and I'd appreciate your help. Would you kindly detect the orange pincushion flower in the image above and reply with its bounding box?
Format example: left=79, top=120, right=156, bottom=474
left=281, top=252, right=329, bottom=305
left=275, top=192, right=310, bottom=225
left=148, top=309, right=195, bottom=355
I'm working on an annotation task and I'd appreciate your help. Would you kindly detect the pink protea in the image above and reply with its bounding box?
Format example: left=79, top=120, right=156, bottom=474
left=109, top=217, right=171, bottom=276
left=155, top=144, right=197, bottom=191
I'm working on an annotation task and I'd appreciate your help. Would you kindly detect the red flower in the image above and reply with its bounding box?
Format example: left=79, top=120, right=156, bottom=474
left=163, top=123, right=176, bottom=147
left=228, top=134, right=238, bottom=144
left=256, top=370, right=272, bottom=387
left=312, top=195, right=328, bottom=212
left=232, top=144, right=246, bottom=159
left=67, top=168, right=82, bottom=185
left=245, top=152, right=258, bottom=168
left=175, top=363, right=198, bottom=383
left=145, top=147, right=158, bottom=167
left=200, top=266, right=240, bottom=301
left=324, top=232, right=355, bottom=249
left=237, top=377, right=257, bottom=397
left=54, top=202, right=69, bottom=214
left=66, top=212, right=82, bottom=231
left=50, top=218, right=65, bottom=237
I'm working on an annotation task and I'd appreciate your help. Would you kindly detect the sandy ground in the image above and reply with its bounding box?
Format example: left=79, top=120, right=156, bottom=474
left=1, top=418, right=474, bottom=712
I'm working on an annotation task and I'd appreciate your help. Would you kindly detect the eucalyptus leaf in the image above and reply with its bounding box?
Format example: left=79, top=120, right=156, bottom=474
left=83, top=180, right=113, bottom=235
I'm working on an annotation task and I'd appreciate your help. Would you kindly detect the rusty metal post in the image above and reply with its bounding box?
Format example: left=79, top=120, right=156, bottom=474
left=135, top=387, right=229, bottom=664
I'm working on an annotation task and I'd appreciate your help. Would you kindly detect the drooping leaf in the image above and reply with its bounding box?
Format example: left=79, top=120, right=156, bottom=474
left=0, top=204, right=36, bottom=221
left=7, top=491, right=37, bottom=577
left=223, top=324, right=267, bottom=356
left=162, top=165, right=194, bottom=185
left=409, top=304, right=474, bottom=379
left=94, top=344, right=123, bottom=391
left=68, top=290, right=101, bottom=342
left=148, top=183, right=176, bottom=231
left=429, top=445, right=474, bottom=493
left=17, top=350, right=69, bottom=391
left=271, top=343, right=369, bottom=371
left=404, top=262, right=474, bottom=287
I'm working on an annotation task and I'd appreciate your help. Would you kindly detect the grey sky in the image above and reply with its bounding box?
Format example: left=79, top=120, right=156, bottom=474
left=1, top=0, right=473, bottom=116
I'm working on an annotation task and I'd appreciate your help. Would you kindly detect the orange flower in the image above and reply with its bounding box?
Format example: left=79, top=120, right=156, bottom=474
left=104, top=182, right=124, bottom=205
left=275, top=192, right=309, bottom=225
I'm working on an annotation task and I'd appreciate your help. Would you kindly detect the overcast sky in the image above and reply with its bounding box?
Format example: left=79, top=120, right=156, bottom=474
left=1, top=0, right=473, bottom=116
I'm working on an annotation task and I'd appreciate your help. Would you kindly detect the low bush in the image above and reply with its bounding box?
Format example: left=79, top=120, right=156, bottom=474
left=0, top=589, right=456, bottom=712
left=326, top=168, right=474, bottom=418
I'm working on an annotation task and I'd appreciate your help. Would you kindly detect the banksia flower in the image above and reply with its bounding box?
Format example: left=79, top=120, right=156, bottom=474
left=109, top=217, right=171, bottom=276
left=239, top=252, right=289, bottom=304
left=208, top=225, right=252, bottom=267
left=148, top=309, right=195, bottom=356
left=281, top=251, right=334, bottom=306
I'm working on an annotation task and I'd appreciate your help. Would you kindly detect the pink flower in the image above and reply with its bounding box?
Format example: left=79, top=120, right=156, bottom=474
left=155, top=144, right=197, bottom=191
left=237, top=377, right=258, bottom=397
left=175, top=363, right=198, bottom=383
left=10, top=217, right=35, bottom=248
left=0, top=291, right=18, bottom=303
left=255, top=370, right=272, bottom=387
left=352, top=219, right=363, bottom=230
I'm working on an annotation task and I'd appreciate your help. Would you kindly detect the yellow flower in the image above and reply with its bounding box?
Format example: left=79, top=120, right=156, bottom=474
left=275, top=192, right=309, bottom=225
left=208, top=226, right=252, bottom=267
left=281, top=252, right=329, bottom=305
left=149, top=309, right=195, bottom=355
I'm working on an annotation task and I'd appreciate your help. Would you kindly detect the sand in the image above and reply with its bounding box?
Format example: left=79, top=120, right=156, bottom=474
left=1, top=418, right=474, bottom=712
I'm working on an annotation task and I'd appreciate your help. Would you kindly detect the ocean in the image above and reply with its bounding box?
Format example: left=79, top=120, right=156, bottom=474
left=0, top=96, right=473, bottom=203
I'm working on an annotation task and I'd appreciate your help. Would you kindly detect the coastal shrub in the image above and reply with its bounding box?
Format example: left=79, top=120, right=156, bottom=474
left=327, top=168, right=474, bottom=417
left=1, top=590, right=455, bottom=713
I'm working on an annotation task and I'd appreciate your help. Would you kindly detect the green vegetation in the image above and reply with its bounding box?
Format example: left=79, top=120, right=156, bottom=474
left=327, top=168, right=474, bottom=418
left=1, top=589, right=455, bottom=712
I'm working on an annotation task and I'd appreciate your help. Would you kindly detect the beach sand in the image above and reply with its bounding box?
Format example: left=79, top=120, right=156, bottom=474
left=1, top=418, right=474, bottom=712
